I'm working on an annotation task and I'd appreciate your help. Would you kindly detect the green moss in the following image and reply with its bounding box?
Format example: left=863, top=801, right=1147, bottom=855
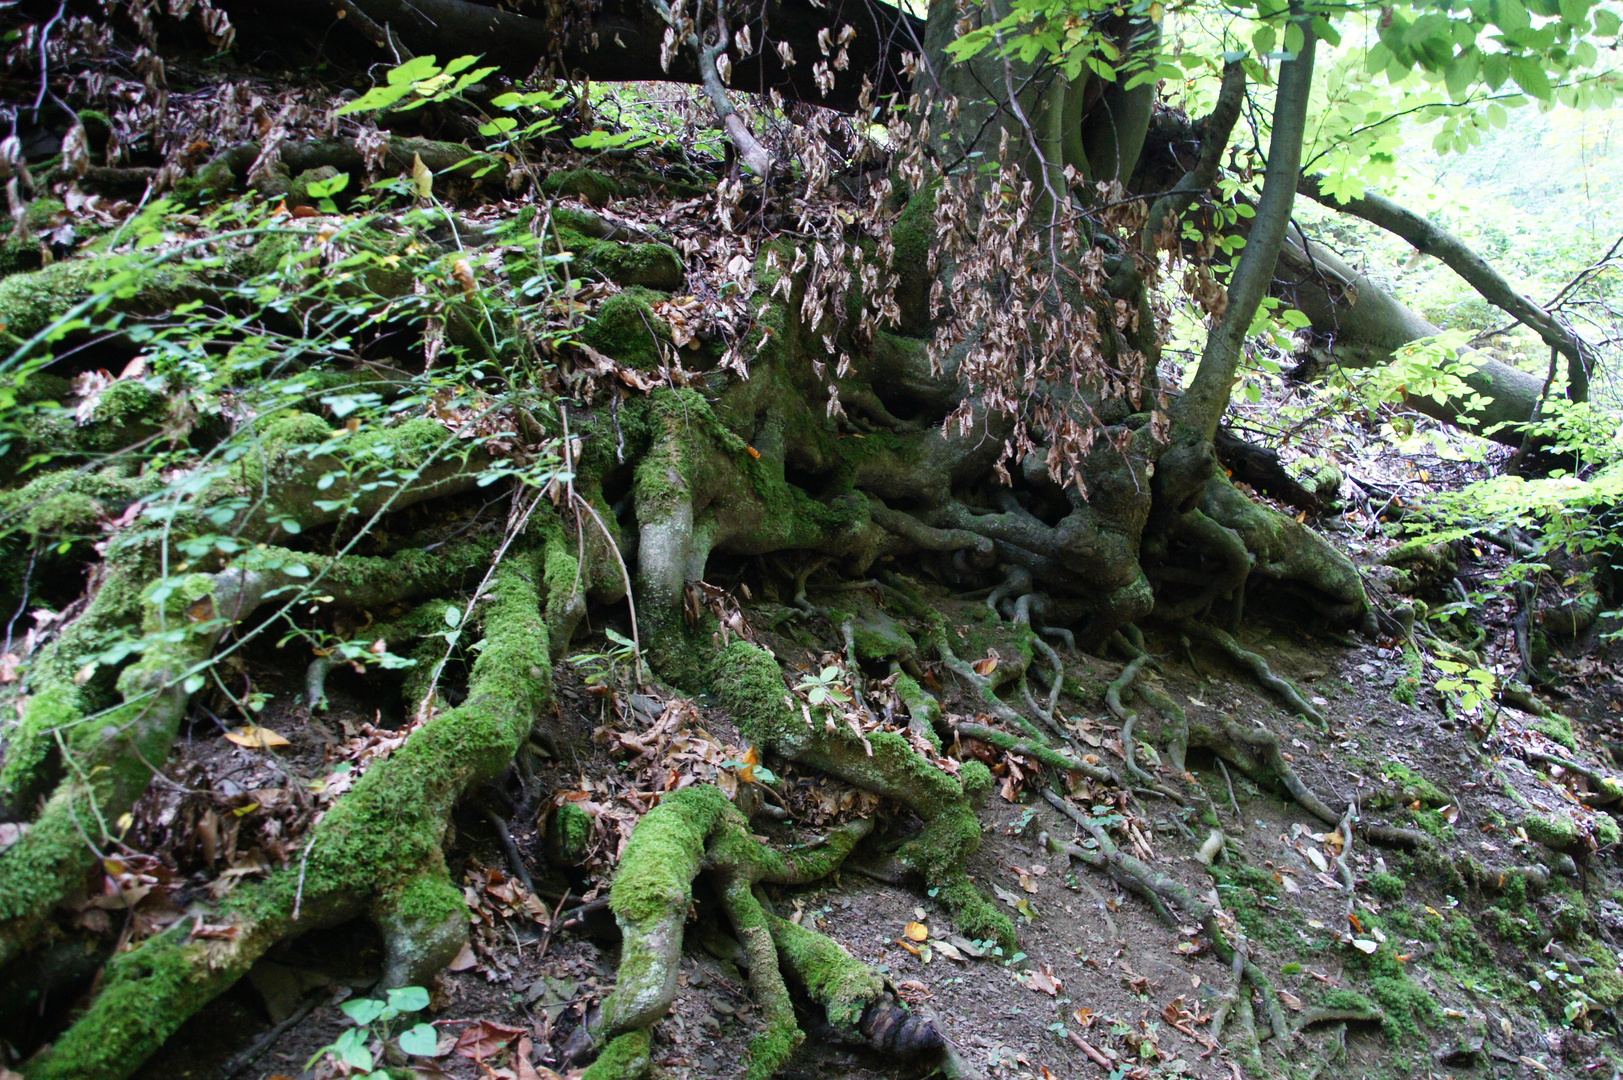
left=1552, top=892, right=1591, bottom=939
left=609, top=785, right=730, bottom=925
left=542, top=169, right=624, bottom=206
left=936, top=877, right=1014, bottom=946
left=579, top=288, right=672, bottom=369
left=714, top=643, right=799, bottom=750
left=1594, top=814, right=1621, bottom=848
left=548, top=803, right=595, bottom=866
left=1319, top=988, right=1378, bottom=1013
left=0, top=198, right=66, bottom=276
left=959, top=760, right=994, bottom=802
left=1381, top=764, right=1448, bottom=808
left=1485, top=905, right=1539, bottom=945
left=766, top=910, right=881, bottom=1033
left=1390, top=642, right=1423, bottom=706
left=1574, top=934, right=1623, bottom=1007
left=1213, top=864, right=1300, bottom=946
left=1369, top=872, right=1406, bottom=901
left=1525, top=813, right=1581, bottom=851
left=391, top=869, right=466, bottom=926
left=1368, top=976, right=1435, bottom=1041
left=887, top=181, right=938, bottom=334
left=580, top=1030, right=650, bottom=1080
left=1535, top=711, right=1578, bottom=751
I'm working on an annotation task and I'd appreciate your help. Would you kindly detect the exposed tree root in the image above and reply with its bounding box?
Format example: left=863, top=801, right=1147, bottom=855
left=17, top=549, right=552, bottom=1080
left=1041, top=787, right=1291, bottom=1045
left=580, top=783, right=943, bottom=1079
left=1178, top=622, right=1324, bottom=724
left=0, top=535, right=494, bottom=969
left=714, top=643, right=1014, bottom=947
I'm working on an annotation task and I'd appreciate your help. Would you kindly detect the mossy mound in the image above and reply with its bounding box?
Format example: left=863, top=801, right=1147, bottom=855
left=579, top=288, right=675, bottom=369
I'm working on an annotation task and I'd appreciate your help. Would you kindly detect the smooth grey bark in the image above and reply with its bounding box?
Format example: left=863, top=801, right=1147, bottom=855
left=1275, top=230, right=1543, bottom=442
left=1297, top=173, right=1592, bottom=402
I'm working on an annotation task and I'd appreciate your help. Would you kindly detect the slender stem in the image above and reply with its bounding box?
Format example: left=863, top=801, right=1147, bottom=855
left=1174, top=14, right=1317, bottom=442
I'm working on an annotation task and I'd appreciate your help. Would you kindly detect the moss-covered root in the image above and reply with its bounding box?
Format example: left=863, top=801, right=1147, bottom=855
left=0, top=539, right=496, bottom=971
left=599, top=785, right=732, bottom=1042
left=0, top=565, right=275, bottom=970
left=719, top=879, right=803, bottom=1080
left=765, top=909, right=883, bottom=1037
left=20, top=553, right=550, bottom=1080
left=580, top=1032, right=652, bottom=1080
left=713, top=642, right=1016, bottom=948
left=765, top=908, right=946, bottom=1059
left=594, top=782, right=876, bottom=1077
left=18, top=904, right=298, bottom=1080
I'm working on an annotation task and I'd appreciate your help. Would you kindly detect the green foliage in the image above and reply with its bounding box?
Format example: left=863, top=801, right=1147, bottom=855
left=794, top=665, right=854, bottom=707
left=307, top=986, right=437, bottom=1076
left=337, top=54, right=498, bottom=116
left=571, top=628, right=644, bottom=690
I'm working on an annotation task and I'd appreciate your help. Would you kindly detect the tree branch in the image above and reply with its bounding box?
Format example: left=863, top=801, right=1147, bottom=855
left=1140, top=60, right=1246, bottom=254
left=1174, top=16, right=1317, bottom=443
left=1298, top=173, right=1593, bottom=401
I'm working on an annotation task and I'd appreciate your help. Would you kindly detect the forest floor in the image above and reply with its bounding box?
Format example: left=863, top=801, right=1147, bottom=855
left=78, top=484, right=1623, bottom=1080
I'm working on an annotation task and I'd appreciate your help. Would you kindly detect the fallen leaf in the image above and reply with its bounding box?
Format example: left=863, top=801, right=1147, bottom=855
left=1279, top=989, right=1304, bottom=1011
left=453, top=1020, right=526, bottom=1060
left=1350, top=939, right=1379, bottom=954
left=1022, top=963, right=1062, bottom=995
left=904, top=921, right=929, bottom=942
left=933, top=939, right=966, bottom=962
left=224, top=726, right=291, bottom=749
left=972, top=654, right=999, bottom=676
left=447, top=941, right=478, bottom=971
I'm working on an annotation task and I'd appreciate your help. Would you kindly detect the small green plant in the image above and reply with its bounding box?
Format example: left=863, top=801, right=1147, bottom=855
left=570, top=627, right=642, bottom=689
left=794, top=665, right=852, bottom=706
left=308, top=986, right=437, bottom=1077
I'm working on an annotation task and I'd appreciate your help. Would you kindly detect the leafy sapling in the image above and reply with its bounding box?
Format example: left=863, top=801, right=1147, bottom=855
left=308, top=986, right=438, bottom=1077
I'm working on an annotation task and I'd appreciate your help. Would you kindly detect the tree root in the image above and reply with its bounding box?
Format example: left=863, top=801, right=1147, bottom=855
left=19, top=549, right=552, bottom=1079
left=714, top=643, right=1015, bottom=947
left=952, top=721, right=1114, bottom=781
left=1041, top=787, right=1290, bottom=1044
left=581, top=783, right=941, bottom=1079
left=0, top=537, right=494, bottom=970
left=1179, top=622, right=1324, bottom=724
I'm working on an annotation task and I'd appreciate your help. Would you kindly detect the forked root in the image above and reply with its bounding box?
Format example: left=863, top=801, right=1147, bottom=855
left=582, top=784, right=941, bottom=1080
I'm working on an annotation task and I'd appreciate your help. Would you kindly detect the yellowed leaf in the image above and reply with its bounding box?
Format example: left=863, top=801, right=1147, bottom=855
left=224, top=726, right=291, bottom=749
left=904, top=921, right=929, bottom=942
left=411, top=153, right=433, bottom=199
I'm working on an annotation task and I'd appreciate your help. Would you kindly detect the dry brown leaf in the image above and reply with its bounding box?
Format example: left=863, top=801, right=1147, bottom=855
left=453, top=1020, right=526, bottom=1060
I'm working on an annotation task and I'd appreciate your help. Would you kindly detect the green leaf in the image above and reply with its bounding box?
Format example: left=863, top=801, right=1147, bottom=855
left=335, top=84, right=414, bottom=115
left=1596, top=8, right=1621, bottom=34
left=183, top=674, right=206, bottom=694
left=444, top=605, right=462, bottom=629
left=342, top=998, right=387, bottom=1026
left=387, top=55, right=441, bottom=86
left=1509, top=55, right=1553, bottom=99
left=306, top=172, right=349, bottom=198
left=1444, top=52, right=1480, bottom=96
left=397, top=1023, right=438, bottom=1056
left=388, top=986, right=431, bottom=1013
left=441, top=55, right=480, bottom=76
